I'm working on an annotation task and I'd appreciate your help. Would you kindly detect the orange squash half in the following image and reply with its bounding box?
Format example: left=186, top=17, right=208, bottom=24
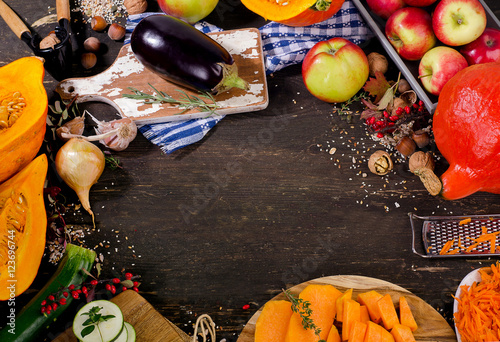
left=0, top=57, right=48, bottom=183
left=0, top=154, right=48, bottom=300
left=241, top=0, right=345, bottom=27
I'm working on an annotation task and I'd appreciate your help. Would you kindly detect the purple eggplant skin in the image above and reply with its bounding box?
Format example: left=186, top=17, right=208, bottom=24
left=130, top=14, right=248, bottom=95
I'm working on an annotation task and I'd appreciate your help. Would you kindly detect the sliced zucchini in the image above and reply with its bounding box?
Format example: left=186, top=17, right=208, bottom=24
left=124, top=322, right=136, bottom=342
left=73, top=300, right=124, bottom=342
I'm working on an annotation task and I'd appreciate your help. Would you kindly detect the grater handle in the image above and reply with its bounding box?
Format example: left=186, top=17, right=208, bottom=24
left=409, top=213, right=431, bottom=258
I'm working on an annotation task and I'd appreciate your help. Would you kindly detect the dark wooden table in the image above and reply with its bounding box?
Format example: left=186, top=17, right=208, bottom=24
left=1, top=0, right=500, bottom=341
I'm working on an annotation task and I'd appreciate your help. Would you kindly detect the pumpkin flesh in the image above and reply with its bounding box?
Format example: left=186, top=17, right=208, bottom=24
left=0, top=154, right=48, bottom=300
left=241, top=0, right=345, bottom=26
left=0, top=57, right=48, bottom=183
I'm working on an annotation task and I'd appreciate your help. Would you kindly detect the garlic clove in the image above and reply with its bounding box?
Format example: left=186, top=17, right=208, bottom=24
left=56, top=114, right=86, bottom=142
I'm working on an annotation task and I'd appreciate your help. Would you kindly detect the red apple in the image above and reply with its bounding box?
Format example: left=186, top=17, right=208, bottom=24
left=460, top=28, right=500, bottom=65
left=302, top=37, right=369, bottom=103
left=385, top=7, right=436, bottom=61
left=418, top=46, right=468, bottom=96
left=402, top=0, right=438, bottom=6
left=158, top=0, right=219, bottom=24
left=432, top=0, right=487, bottom=46
left=366, top=0, right=406, bottom=20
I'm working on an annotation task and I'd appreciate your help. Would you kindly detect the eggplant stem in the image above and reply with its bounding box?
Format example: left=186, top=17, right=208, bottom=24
left=213, top=63, right=249, bottom=95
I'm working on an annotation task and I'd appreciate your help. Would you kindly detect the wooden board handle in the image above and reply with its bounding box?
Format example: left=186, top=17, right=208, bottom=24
left=56, top=0, right=71, bottom=21
left=0, top=0, right=29, bottom=39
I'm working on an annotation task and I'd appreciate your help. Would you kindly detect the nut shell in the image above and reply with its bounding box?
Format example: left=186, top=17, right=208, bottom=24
left=81, top=52, right=97, bottom=69
left=83, top=37, right=101, bottom=53
left=108, top=23, right=126, bottom=41
left=409, top=151, right=435, bottom=173
left=396, top=136, right=416, bottom=157
left=368, top=150, right=394, bottom=176
left=367, top=52, right=388, bottom=77
left=124, top=0, right=148, bottom=14
left=91, top=16, right=108, bottom=31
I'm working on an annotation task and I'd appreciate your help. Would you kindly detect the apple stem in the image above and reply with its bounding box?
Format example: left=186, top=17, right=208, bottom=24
left=418, top=74, right=432, bottom=79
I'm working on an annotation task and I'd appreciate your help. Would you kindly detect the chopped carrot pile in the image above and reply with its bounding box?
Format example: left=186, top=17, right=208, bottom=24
left=439, top=225, right=500, bottom=255
left=453, top=262, right=500, bottom=342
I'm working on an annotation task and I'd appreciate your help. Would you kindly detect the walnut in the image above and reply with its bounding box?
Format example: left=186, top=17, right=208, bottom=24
left=367, top=52, right=388, bottom=77
left=124, top=0, right=148, bottom=15
left=368, top=150, right=393, bottom=176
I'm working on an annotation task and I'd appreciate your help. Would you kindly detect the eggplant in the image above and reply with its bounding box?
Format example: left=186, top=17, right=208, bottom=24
left=130, top=14, right=249, bottom=95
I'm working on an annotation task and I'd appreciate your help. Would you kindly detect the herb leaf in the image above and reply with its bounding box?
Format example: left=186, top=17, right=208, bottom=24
left=81, top=325, right=95, bottom=338
left=122, top=83, right=219, bottom=116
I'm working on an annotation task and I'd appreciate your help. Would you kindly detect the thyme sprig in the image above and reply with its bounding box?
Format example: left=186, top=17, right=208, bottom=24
left=283, top=289, right=326, bottom=342
left=122, top=83, right=219, bottom=116
left=80, top=305, right=116, bottom=339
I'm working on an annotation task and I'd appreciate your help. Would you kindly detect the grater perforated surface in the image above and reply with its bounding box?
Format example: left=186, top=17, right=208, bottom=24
left=410, top=213, right=500, bottom=258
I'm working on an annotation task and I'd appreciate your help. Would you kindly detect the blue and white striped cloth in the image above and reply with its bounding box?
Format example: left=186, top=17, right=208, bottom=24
left=124, top=0, right=373, bottom=154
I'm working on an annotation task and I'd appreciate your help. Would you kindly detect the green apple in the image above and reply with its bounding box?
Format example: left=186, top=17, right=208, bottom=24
left=158, top=0, right=219, bottom=24
left=302, top=37, right=369, bottom=103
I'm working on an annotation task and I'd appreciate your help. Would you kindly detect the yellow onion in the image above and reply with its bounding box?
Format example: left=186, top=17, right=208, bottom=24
left=55, top=138, right=105, bottom=225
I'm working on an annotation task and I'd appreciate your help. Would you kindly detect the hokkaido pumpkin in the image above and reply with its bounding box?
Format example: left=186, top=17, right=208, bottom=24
left=433, top=62, right=500, bottom=199
left=241, top=0, right=345, bottom=27
left=0, top=57, right=48, bottom=184
left=0, top=154, right=48, bottom=300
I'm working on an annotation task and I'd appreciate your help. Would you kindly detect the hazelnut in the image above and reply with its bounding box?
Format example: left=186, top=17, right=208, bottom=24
left=411, top=130, right=431, bottom=148
left=124, top=0, right=148, bottom=15
left=83, top=37, right=101, bottom=53
left=396, top=136, right=416, bottom=157
left=398, top=79, right=411, bottom=93
left=367, top=52, right=388, bottom=76
left=91, top=16, right=108, bottom=31
left=81, top=52, right=97, bottom=69
left=108, top=23, right=126, bottom=41
left=368, top=150, right=393, bottom=176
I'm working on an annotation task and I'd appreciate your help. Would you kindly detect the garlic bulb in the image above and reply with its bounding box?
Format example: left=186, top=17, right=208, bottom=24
left=90, top=113, right=137, bottom=151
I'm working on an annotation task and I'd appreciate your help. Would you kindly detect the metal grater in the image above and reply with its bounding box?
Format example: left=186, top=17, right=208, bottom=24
left=409, top=213, right=500, bottom=258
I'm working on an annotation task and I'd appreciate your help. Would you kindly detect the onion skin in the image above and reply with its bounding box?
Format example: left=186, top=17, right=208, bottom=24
left=55, top=138, right=105, bottom=222
left=130, top=14, right=248, bottom=94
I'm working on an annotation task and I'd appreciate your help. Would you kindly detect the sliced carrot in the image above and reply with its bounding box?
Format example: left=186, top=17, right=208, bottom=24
left=390, top=323, right=416, bottom=342
left=439, top=239, right=455, bottom=255
left=360, top=305, right=370, bottom=323
left=327, top=325, right=341, bottom=342
left=349, top=321, right=367, bottom=342
left=376, top=294, right=399, bottom=331
left=255, top=300, right=293, bottom=342
left=459, top=217, right=472, bottom=225
left=336, top=288, right=353, bottom=323
left=399, top=296, right=418, bottom=332
left=342, top=299, right=360, bottom=341
left=285, top=284, right=340, bottom=342
left=357, top=290, right=383, bottom=324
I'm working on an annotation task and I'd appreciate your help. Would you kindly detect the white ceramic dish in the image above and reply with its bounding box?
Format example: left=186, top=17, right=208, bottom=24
left=453, top=268, right=483, bottom=342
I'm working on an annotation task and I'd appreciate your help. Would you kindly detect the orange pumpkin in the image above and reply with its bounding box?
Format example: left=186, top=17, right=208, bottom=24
left=241, top=0, right=345, bottom=27
left=0, top=57, right=48, bottom=183
left=0, top=154, right=48, bottom=300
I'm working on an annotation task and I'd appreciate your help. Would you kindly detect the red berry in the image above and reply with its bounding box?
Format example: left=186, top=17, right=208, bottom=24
left=48, top=295, right=55, bottom=301
left=105, top=283, right=112, bottom=291
left=52, top=303, right=58, bottom=311
left=404, top=106, right=411, bottom=114
left=41, top=306, right=46, bottom=314
left=41, top=300, right=47, bottom=306
left=389, top=115, right=399, bottom=122
left=72, top=291, right=79, bottom=299
left=76, top=289, right=82, bottom=294
left=46, top=305, right=52, bottom=313
left=69, top=284, right=75, bottom=290
left=90, top=280, right=98, bottom=286
left=419, top=100, right=424, bottom=107
left=111, top=285, right=116, bottom=294
left=59, top=298, right=67, bottom=305
left=125, top=273, right=133, bottom=280
left=396, top=107, right=403, bottom=115
left=413, top=103, right=418, bottom=109
left=242, top=304, right=250, bottom=310
left=387, top=122, right=395, bottom=127
left=377, top=132, right=384, bottom=138
left=133, top=281, right=139, bottom=287
left=82, top=286, right=88, bottom=295
left=383, top=111, right=389, bottom=118
left=122, top=286, right=128, bottom=292
left=133, top=287, right=139, bottom=293
left=113, top=278, right=120, bottom=284
left=63, top=291, right=69, bottom=297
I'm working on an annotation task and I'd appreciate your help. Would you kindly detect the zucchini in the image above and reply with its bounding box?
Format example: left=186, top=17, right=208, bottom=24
left=0, top=244, right=96, bottom=342
left=72, top=300, right=124, bottom=342
left=124, top=322, right=136, bottom=342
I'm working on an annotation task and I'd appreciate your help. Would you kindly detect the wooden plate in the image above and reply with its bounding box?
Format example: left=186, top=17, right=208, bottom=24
left=55, top=28, right=268, bottom=125
left=237, top=275, right=457, bottom=342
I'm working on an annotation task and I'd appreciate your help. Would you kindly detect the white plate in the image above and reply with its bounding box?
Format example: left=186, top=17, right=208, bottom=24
left=453, top=268, right=483, bottom=342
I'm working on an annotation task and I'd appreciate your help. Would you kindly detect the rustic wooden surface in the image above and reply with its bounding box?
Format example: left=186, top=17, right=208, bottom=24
left=1, top=1, right=500, bottom=341
left=237, top=275, right=456, bottom=342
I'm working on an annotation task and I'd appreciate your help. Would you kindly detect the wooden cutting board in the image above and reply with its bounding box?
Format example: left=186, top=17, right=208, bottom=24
left=237, top=275, right=457, bottom=342
left=55, top=28, right=268, bottom=125
left=53, top=290, right=190, bottom=342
